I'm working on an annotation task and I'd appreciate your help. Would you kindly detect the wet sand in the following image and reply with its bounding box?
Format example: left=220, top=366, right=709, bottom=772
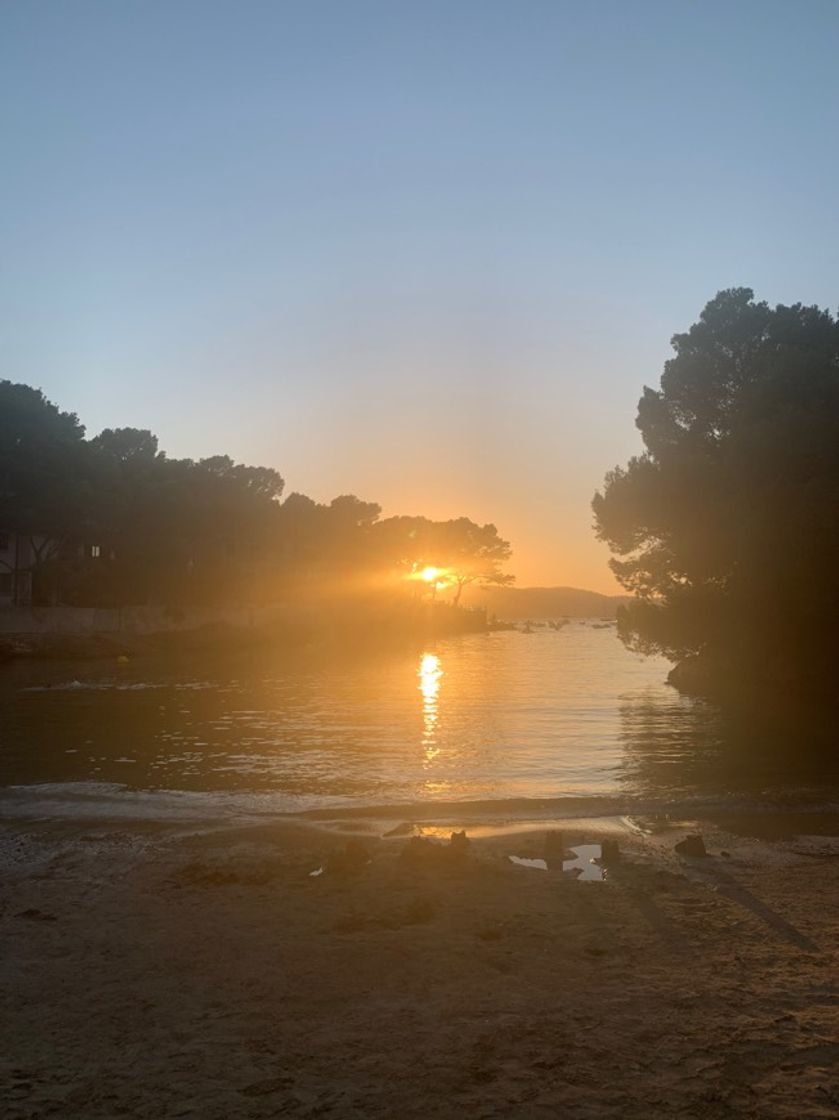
left=2, top=812, right=838, bottom=1118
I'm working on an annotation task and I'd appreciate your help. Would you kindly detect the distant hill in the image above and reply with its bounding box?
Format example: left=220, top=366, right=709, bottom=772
left=463, top=585, right=630, bottom=619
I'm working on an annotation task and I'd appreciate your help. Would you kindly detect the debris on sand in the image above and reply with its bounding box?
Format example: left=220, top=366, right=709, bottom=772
left=399, top=831, right=471, bottom=870
left=675, top=834, right=708, bottom=858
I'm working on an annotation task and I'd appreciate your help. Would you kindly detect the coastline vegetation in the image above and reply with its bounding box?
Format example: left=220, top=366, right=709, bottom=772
left=0, top=381, right=513, bottom=624
left=594, top=289, right=839, bottom=697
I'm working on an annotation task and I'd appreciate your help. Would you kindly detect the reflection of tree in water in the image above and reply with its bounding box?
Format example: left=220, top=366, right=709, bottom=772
left=619, top=688, right=839, bottom=803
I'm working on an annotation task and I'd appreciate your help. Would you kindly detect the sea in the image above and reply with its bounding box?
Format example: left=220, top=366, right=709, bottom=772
left=1, top=621, right=838, bottom=824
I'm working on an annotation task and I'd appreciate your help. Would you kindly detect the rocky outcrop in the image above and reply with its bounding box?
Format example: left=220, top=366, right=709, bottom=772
left=666, top=655, right=717, bottom=695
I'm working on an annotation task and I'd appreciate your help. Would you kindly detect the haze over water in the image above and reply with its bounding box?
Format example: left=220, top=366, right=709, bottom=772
left=2, top=625, right=837, bottom=818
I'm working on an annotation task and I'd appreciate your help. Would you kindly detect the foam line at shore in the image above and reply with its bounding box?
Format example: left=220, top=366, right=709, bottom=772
left=2, top=780, right=839, bottom=833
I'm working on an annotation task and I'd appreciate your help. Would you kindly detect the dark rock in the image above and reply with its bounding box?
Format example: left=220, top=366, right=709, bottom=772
left=675, top=834, right=707, bottom=858
left=601, top=837, right=621, bottom=864
left=667, top=656, right=716, bottom=696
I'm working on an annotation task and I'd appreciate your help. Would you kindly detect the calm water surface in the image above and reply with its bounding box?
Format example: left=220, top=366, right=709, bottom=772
left=1, top=623, right=837, bottom=815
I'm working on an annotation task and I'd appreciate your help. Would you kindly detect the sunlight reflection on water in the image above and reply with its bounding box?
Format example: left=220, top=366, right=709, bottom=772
left=418, top=652, right=442, bottom=763
left=1, top=624, right=838, bottom=810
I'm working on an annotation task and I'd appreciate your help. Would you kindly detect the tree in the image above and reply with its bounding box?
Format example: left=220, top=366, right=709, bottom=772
left=95, top=453, right=286, bottom=607
left=275, top=492, right=382, bottom=582
left=90, top=427, right=160, bottom=465
left=198, top=455, right=284, bottom=502
left=592, top=288, right=839, bottom=691
left=434, top=518, right=514, bottom=605
left=0, top=378, right=516, bottom=616
left=0, top=380, right=99, bottom=599
left=371, top=515, right=513, bottom=603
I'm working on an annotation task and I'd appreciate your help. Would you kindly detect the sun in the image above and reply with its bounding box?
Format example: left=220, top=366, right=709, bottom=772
left=407, top=563, right=451, bottom=589
left=419, top=566, right=443, bottom=584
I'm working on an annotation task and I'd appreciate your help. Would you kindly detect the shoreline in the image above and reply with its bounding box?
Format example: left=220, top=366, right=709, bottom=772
left=4, top=778, right=839, bottom=830
left=3, top=807, right=838, bottom=1117
left=0, top=600, right=492, bottom=665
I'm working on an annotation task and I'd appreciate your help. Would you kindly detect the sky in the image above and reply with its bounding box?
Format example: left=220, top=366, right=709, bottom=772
left=2, top=1, right=839, bottom=592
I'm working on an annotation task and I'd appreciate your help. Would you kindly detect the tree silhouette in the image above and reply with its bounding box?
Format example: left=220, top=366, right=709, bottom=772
left=91, top=427, right=160, bottom=465
left=593, top=289, right=839, bottom=692
left=370, top=515, right=513, bottom=602
left=434, top=518, right=514, bottom=605
left=0, top=379, right=514, bottom=614
left=0, top=381, right=98, bottom=598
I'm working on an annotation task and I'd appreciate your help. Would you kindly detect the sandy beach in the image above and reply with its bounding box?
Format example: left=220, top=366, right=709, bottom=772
left=2, top=809, right=838, bottom=1119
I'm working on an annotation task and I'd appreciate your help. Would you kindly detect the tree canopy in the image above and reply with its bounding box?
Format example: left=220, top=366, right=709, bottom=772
left=0, top=380, right=514, bottom=609
left=592, top=288, right=839, bottom=691
left=371, top=516, right=513, bottom=603
left=0, top=383, right=90, bottom=538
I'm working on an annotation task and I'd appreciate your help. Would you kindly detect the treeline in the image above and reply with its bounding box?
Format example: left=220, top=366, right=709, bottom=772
left=0, top=381, right=513, bottom=609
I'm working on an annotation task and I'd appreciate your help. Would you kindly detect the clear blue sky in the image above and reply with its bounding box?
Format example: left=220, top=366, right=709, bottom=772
left=3, top=1, right=838, bottom=589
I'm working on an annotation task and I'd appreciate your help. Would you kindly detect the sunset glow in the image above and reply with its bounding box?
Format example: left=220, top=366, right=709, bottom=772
left=410, top=565, right=450, bottom=587
left=4, top=5, right=838, bottom=1116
